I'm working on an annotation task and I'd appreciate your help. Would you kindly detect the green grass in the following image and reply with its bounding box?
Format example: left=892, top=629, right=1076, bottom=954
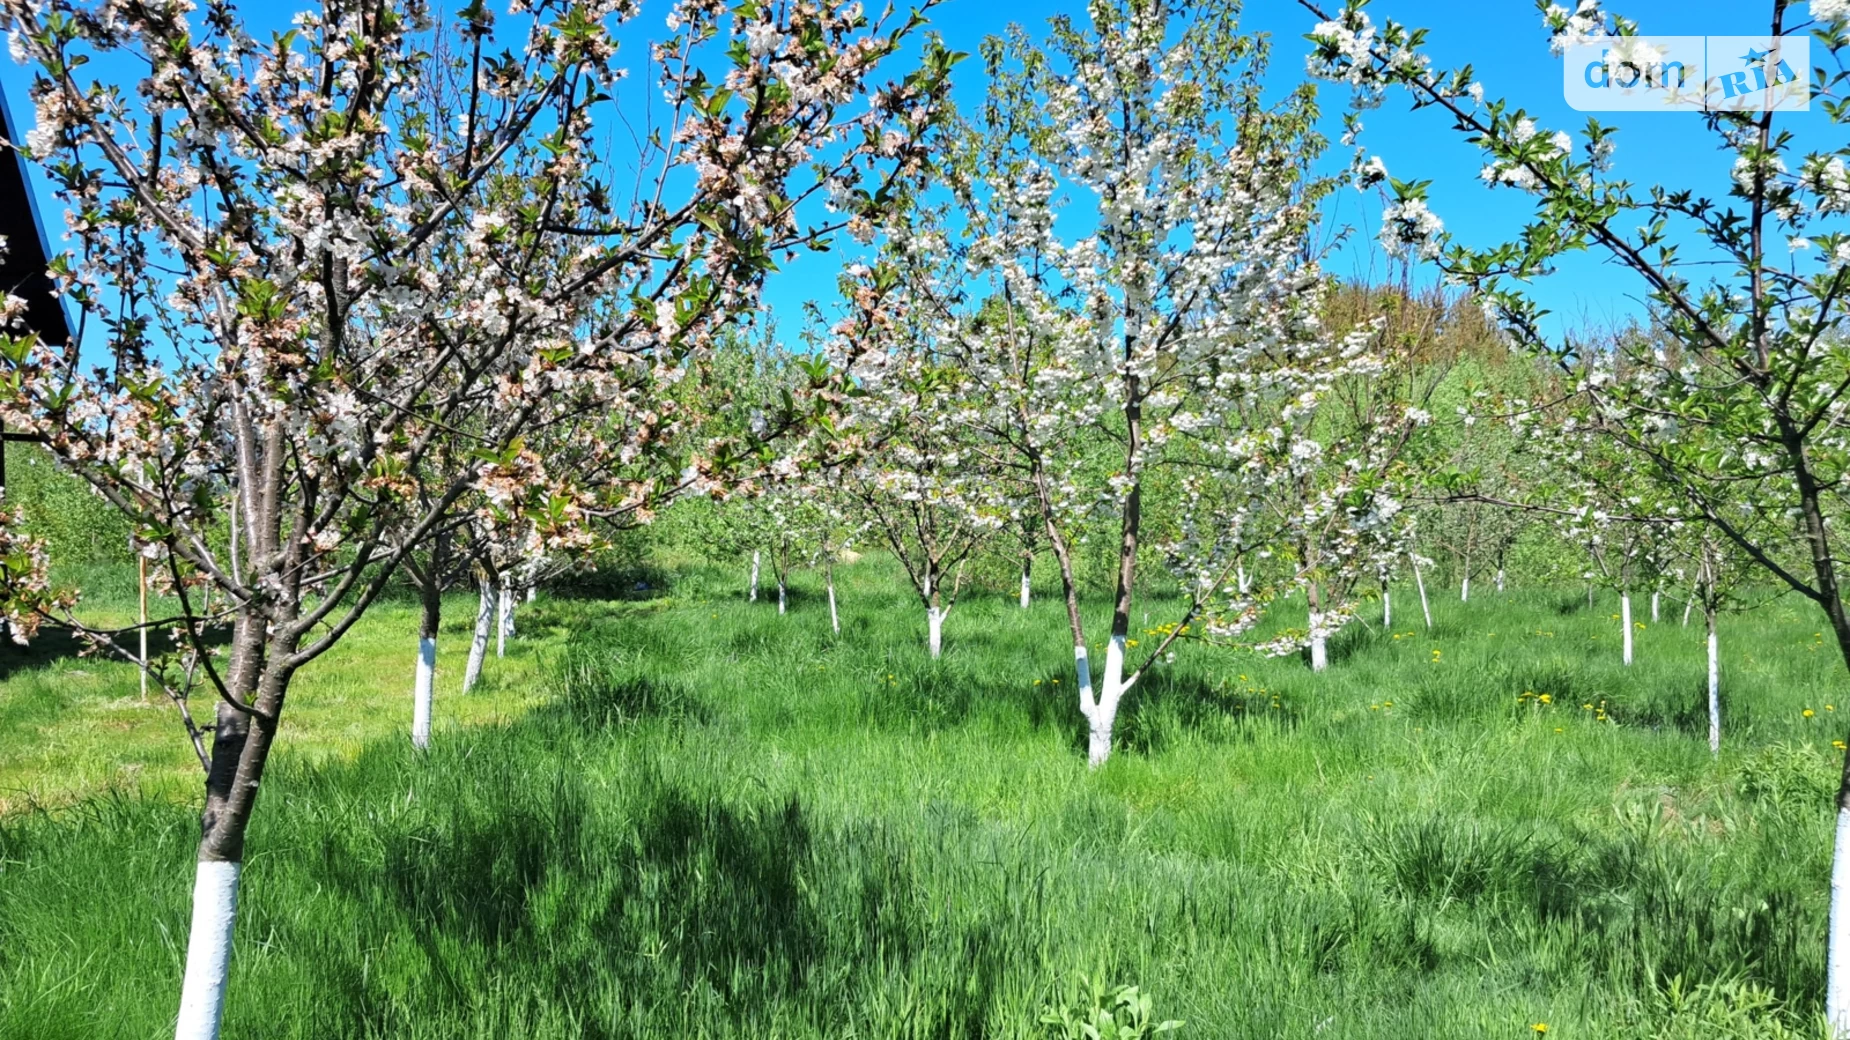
left=1, top=558, right=1846, bottom=1038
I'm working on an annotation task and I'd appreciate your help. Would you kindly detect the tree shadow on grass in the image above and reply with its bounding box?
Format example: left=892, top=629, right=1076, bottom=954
left=0, top=620, right=232, bottom=683
left=301, top=738, right=958, bottom=1038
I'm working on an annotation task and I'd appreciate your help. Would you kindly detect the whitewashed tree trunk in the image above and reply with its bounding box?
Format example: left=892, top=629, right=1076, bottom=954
left=1413, top=558, right=1432, bottom=630
left=526, top=585, right=536, bottom=604
left=927, top=605, right=944, bottom=659
left=1651, top=590, right=1660, bottom=623
left=500, top=586, right=516, bottom=641
left=749, top=550, right=760, bottom=602
left=1382, top=587, right=1391, bottom=628
left=777, top=580, right=787, bottom=615
left=1308, top=607, right=1328, bottom=673
left=1621, top=592, right=1634, bottom=666
left=827, top=569, right=840, bottom=636
left=463, top=580, right=493, bottom=693
left=495, top=587, right=510, bottom=658
left=1020, top=556, right=1032, bottom=609
left=1706, top=605, right=1721, bottom=756
left=1495, top=567, right=1505, bottom=593
left=411, top=636, right=436, bottom=750
left=1460, top=574, right=1470, bottom=603
left=174, top=859, right=241, bottom=1040
left=1237, top=563, right=1250, bottom=595
left=1684, top=592, right=1696, bottom=627
left=1085, top=634, right=1128, bottom=767
left=1828, top=806, right=1850, bottom=1035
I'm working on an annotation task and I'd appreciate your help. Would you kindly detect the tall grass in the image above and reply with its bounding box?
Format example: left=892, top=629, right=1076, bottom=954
left=0, top=558, right=1843, bottom=1037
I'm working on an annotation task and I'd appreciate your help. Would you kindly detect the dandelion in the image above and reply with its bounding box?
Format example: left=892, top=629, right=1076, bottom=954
left=1553, top=727, right=1563, bottom=733
left=1034, top=679, right=1043, bottom=686
left=1835, top=740, right=1847, bottom=751
left=1806, top=709, right=1817, bottom=718
left=1533, top=1026, right=1549, bottom=1035
left=1539, top=693, right=1553, bottom=704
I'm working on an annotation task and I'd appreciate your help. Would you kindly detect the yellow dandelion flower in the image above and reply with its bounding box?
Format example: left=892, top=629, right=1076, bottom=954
left=1806, top=708, right=1817, bottom=718
left=1835, top=740, right=1847, bottom=751
left=1539, top=693, right=1552, bottom=704
left=1532, top=1026, right=1549, bottom=1035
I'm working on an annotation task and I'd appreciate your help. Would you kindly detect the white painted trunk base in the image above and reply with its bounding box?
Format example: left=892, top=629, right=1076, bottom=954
left=1621, top=593, right=1634, bottom=666
left=1237, top=564, right=1250, bottom=595
left=1308, top=607, right=1327, bottom=673
left=828, top=577, right=840, bottom=636
left=1706, top=614, right=1721, bottom=756
left=1413, top=561, right=1432, bottom=630
left=927, top=607, right=944, bottom=659
left=526, top=585, right=536, bottom=604
left=777, top=581, right=787, bottom=615
left=1020, top=567, right=1032, bottom=609
left=749, top=551, right=760, bottom=602
left=464, top=583, right=492, bottom=693
left=1383, top=589, right=1391, bottom=629
left=175, top=860, right=241, bottom=1040
left=499, top=587, right=516, bottom=642
left=1828, top=806, right=1850, bottom=1034
left=411, top=636, right=436, bottom=750
left=1651, top=591, right=1660, bottom=623
left=1684, top=595, right=1695, bottom=627
left=1495, top=568, right=1505, bottom=593
left=1460, top=575, right=1470, bottom=603
left=1085, top=636, right=1129, bottom=768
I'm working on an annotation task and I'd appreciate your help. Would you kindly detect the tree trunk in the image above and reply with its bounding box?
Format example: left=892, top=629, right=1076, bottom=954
left=749, top=550, right=760, bottom=602
left=1621, top=591, right=1634, bottom=666
left=1020, top=554, right=1032, bottom=609
left=1307, top=581, right=1328, bottom=673
left=1237, top=562, right=1250, bottom=595
left=1086, top=634, right=1128, bottom=767
left=1382, top=583, right=1392, bottom=629
left=927, top=604, right=943, bottom=659
left=175, top=859, right=241, bottom=1040
left=463, top=578, right=493, bottom=693
left=496, top=586, right=513, bottom=658
left=1460, top=574, right=1470, bottom=603
left=1684, top=590, right=1696, bottom=627
left=1706, top=603, right=1721, bottom=756
left=827, top=559, right=840, bottom=636
left=1413, top=557, right=1432, bottom=630
left=777, top=579, right=787, bottom=616
left=411, top=585, right=439, bottom=750
left=177, top=614, right=287, bottom=1040
left=1651, top=590, right=1660, bottom=623
left=1496, top=567, right=1505, bottom=593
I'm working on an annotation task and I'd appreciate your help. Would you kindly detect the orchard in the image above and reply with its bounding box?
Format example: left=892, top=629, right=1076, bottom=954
left=2, top=0, right=1850, bottom=1037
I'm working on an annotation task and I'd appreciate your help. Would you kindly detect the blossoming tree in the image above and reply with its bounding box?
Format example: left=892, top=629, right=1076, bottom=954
left=1307, top=0, right=1850, bottom=1024
left=0, top=1, right=951, bottom=1036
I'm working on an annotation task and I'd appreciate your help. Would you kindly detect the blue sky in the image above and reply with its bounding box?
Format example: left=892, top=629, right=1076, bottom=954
left=2, top=0, right=1831, bottom=346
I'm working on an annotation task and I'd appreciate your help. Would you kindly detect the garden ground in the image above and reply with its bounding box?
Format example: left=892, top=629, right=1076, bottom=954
left=0, top=558, right=1845, bottom=1039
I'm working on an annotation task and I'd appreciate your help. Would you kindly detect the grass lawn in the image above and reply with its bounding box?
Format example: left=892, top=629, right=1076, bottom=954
left=1, top=557, right=1846, bottom=1038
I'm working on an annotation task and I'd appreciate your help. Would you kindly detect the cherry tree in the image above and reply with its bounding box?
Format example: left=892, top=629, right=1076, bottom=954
left=0, top=2, right=951, bottom=1035
left=838, top=317, right=1005, bottom=657
left=869, top=0, right=1396, bottom=762
left=1306, top=0, right=1850, bottom=1023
